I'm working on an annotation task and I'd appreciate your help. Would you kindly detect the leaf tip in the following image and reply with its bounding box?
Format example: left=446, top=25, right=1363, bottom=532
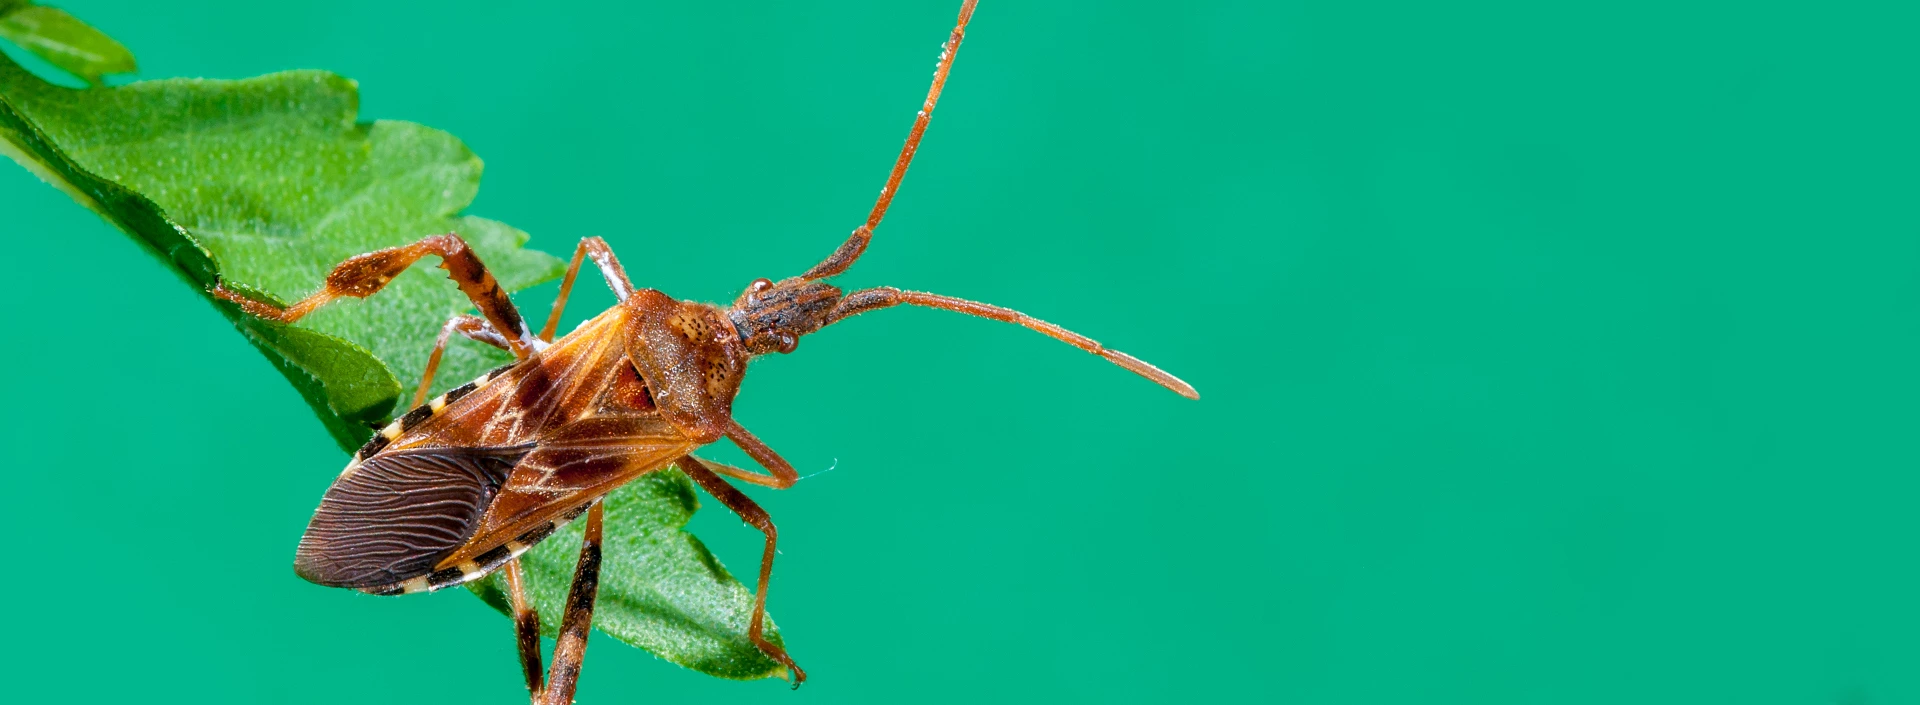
left=0, top=4, right=138, bottom=87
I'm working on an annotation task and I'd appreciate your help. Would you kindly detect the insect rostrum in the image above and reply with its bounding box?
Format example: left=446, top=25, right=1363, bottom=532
left=211, top=1, right=1195, bottom=702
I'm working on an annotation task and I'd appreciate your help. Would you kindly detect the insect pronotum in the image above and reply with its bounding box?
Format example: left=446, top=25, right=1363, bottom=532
left=212, top=1, right=1196, bottom=701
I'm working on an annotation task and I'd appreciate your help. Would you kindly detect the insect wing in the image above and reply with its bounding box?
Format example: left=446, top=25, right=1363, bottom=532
left=430, top=414, right=696, bottom=573
left=387, top=307, right=635, bottom=451
left=294, top=445, right=535, bottom=589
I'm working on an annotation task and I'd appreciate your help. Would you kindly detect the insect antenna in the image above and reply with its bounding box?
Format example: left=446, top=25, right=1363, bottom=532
left=802, top=0, right=980, bottom=281
left=787, top=0, right=1194, bottom=399
left=824, top=287, right=1200, bottom=399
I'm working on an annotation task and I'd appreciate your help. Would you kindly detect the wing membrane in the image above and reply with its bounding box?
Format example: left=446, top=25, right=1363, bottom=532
left=294, top=445, right=534, bottom=589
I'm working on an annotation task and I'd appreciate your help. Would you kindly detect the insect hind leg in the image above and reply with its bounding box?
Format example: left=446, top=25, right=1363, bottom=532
left=504, top=559, right=546, bottom=698
left=540, top=502, right=606, bottom=705
left=212, top=233, right=541, bottom=358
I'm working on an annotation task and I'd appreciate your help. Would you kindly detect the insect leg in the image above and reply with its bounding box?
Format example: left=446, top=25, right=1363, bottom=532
left=541, top=501, right=605, bottom=705
left=825, top=287, right=1200, bottom=399
left=413, top=314, right=511, bottom=407
left=688, top=455, right=786, bottom=488
left=210, top=233, right=541, bottom=358
left=678, top=456, right=807, bottom=687
left=539, top=236, right=637, bottom=341
left=503, top=558, right=546, bottom=698
left=801, top=0, right=979, bottom=281
left=716, top=420, right=801, bottom=489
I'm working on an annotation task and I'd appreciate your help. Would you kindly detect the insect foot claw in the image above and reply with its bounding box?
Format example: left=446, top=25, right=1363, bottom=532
left=784, top=658, right=808, bottom=690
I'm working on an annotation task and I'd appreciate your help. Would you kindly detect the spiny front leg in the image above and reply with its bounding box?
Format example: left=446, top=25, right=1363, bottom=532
left=211, top=233, right=541, bottom=358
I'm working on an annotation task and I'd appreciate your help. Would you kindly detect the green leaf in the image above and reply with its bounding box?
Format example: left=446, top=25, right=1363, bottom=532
left=471, top=467, right=790, bottom=681
left=0, top=54, right=563, bottom=447
left=0, top=3, right=136, bottom=85
left=0, top=33, right=789, bottom=683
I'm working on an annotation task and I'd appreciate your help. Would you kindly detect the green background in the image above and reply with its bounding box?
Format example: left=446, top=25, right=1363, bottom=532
left=3, top=0, right=1917, bottom=703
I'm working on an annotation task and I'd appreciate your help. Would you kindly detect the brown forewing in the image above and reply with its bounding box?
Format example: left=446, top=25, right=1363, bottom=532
left=363, top=305, right=697, bottom=575
left=436, top=414, right=694, bottom=568
left=397, top=307, right=636, bottom=449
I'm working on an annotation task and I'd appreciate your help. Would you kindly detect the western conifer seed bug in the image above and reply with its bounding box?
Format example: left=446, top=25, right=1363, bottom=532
left=212, top=1, right=1196, bottom=701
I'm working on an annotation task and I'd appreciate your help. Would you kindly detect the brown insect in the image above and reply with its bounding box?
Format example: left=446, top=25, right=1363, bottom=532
left=211, top=1, right=1195, bottom=702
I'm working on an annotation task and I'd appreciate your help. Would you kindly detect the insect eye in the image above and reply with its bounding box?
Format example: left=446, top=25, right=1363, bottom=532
left=735, top=278, right=777, bottom=307
left=778, top=335, right=799, bottom=354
